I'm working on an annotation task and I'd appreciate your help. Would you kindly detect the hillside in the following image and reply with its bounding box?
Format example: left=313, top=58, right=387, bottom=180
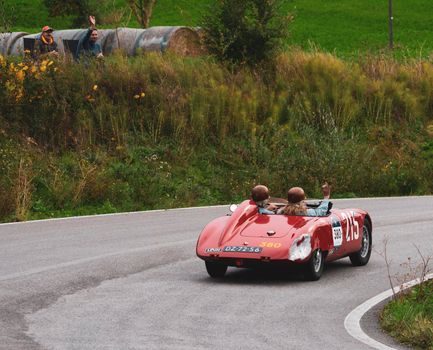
left=4, top=0, right=433, bottom=57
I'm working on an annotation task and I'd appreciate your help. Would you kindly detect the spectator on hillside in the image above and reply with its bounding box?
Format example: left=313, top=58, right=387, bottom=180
left=75, top=15, right=103, bottom=61
left=34, top=25, right=58, bottom=58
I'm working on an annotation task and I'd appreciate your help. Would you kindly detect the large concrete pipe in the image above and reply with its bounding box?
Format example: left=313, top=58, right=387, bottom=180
left=103, top=28, right=145, bottom=56
left=104, top=27, right=204, bottom=56
left=0, top=32, right=28, bottom=56
left=134, top=27, right=204, bottom=56
left=4, top=29, right=116, bottom=56
left=1, top=27, right=204, bottom=57
left=52, top=29, right=116, bottom=56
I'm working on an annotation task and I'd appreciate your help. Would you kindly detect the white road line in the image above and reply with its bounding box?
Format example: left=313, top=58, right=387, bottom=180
left=0, top=204, right=228, bottom=227
left=344, top=273, right=433, bottom=350
left=1, top=195, right=432, bottom=227
left=0, top=239, right=195, bottom=282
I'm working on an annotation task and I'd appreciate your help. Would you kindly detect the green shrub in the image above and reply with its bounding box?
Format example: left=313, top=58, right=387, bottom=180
left=381, top=280, right=433, bottom=349
left=201, top=0, right=291, bottom=66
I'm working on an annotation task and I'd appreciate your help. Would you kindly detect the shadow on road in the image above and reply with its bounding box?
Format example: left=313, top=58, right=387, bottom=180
left=195, top=258, right=357, bottom=285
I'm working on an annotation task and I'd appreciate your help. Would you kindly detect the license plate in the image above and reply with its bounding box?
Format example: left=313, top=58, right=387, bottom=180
left=223, top=246, right=262, bottom=253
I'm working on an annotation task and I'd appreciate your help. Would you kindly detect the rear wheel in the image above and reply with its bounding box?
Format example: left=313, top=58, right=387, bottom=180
left=349, top=220, right=372, bottom=266
left=304, top=249, right=324, bottom=281
left=205, top=261, right=227, bottom=278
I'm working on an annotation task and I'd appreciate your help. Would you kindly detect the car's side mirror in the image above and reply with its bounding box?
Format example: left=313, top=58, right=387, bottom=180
left=229, top=204, right=238, bottom=213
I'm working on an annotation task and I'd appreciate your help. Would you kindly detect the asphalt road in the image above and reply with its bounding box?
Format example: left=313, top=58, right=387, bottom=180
left=0, top=197, right=432, bottom=350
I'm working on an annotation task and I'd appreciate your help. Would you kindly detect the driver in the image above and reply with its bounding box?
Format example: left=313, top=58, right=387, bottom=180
left=278, top=182, right=331, bottom=216
left=251, top=185, right=277, bottom=215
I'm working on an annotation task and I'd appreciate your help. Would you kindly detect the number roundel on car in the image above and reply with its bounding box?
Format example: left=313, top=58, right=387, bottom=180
left=331, top=216, right=343, bottom=247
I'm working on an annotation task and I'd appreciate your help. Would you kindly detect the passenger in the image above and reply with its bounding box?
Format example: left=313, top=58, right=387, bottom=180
left=35, top=25, right=58, bottom=57
left=278, top=182, right=331, bottom=216
left=251, top=185, right=277, bottom=215
left=75, top=15, right=103, bottom=61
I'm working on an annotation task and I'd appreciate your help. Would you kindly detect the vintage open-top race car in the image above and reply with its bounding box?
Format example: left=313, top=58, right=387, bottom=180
left=196, top=199, right=372, bottom=280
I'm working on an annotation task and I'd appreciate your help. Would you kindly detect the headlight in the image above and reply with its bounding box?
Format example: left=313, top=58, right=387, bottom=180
left=288, top=234, right=312, bottom=261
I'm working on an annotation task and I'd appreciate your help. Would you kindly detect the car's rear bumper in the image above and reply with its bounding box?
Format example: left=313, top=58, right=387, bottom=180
left=198, top=255, right=304, bottom=268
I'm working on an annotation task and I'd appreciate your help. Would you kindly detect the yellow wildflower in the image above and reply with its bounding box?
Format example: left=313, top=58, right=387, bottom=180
left=47, top=60, right=54, bottom=66
left=40, top=65, right=47, bottom=72
left=134, top=94, right=140, bottom=99
left=15, top=90, right=23, bottom=101
left=22, top=65, right=29, bottom=71
left=30, top=66, right=37, bottom=74
left=16, top=70, right=25, bottom=81
left=92, top=84, right=98, bottom=91
left=140, top=92, right=145, bottom=98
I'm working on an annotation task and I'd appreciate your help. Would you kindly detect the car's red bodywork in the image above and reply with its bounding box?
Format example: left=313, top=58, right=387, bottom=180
left=196, top=200, right=372, bottom=279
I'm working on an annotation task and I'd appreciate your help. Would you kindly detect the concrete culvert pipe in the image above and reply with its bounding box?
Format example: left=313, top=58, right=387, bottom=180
left=52, top=29, right=116, bottom=56
left=103, top=28, right=146, bottom=56
left=0, top=32, right=28, bottom=56
left=1, top=26, right=205, bottom=57
left=134, top=26, right=205, bottom=56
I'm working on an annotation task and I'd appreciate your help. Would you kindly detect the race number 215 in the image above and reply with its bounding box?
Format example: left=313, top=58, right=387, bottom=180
left=341, top=211, right=359, bottom=242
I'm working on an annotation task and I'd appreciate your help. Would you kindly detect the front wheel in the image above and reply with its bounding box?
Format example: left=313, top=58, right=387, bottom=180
left=205, top=261, right=227, bottom=278
left=349, top=220, right=372, bottom=266
left=304, top=249, right=324, bottom=281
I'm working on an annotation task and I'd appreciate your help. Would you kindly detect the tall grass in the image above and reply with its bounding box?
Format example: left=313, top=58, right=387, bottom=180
left=3, top=51, right=433, bottom=147
left=0, top=51, right=433, bottom=221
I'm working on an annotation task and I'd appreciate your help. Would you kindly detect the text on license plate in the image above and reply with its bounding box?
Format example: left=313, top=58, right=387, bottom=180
left=223, top=246, right=262, bottom=253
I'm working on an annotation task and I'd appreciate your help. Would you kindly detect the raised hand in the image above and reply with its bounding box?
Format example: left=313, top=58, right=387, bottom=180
left=89, top=15, right=96, bottom=28
left=322, top=182, right=331, bottom=199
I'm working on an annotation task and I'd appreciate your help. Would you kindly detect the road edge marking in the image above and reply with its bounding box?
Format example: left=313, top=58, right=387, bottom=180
left=0, top=204, right=228, bottom=227
left=344, top=273, right=433, bottom=350
left=1, top=195, right=432, bottom=227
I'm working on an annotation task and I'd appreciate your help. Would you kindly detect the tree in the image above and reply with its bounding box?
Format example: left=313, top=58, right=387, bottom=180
left=126, top=0, right=157, bottom=28
left=201, top=0, right=292, bottom=66
left=43, top=0, right=101, bottom=28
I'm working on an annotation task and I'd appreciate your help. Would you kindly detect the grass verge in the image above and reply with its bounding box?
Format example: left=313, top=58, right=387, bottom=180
left=1, top=51, right=433, bottom=222
left=381, top=279, right=433, bottom=349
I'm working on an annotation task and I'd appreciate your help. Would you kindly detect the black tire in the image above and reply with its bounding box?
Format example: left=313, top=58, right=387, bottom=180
left=349, top=220, right=372, bottom=266
left=205, top=261, right=227, bottom=278
left=304, top=249, right=324, bottom=281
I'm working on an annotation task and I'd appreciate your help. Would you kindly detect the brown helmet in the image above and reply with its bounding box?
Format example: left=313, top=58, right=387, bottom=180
left=251, top=185, right=270, bottom=202
left=287, top=187, right=306, bottom=204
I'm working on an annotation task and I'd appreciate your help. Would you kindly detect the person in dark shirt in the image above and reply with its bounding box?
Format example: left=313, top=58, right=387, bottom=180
left=34, top=25, right=58, bottom=58
left=75, top=15, right=103, bottom=61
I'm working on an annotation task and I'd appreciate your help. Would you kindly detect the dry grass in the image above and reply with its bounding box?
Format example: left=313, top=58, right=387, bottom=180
left=13, top=158, right=34, bottom=221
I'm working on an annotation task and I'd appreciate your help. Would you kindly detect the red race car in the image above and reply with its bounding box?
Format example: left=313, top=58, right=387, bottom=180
left=196, top=200, right=372, bottom=280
